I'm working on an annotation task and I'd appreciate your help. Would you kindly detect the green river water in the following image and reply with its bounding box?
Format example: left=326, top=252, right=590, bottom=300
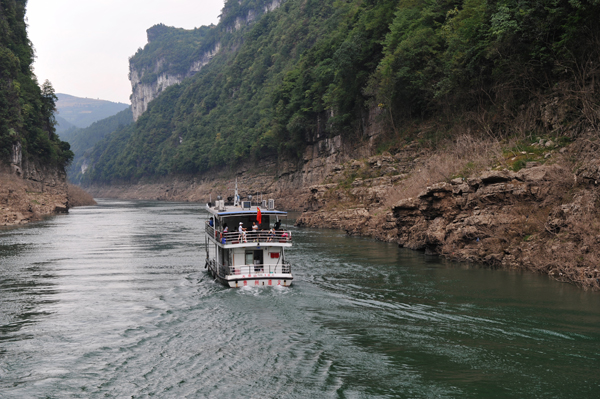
left=0, top=199, right=598, bottom=398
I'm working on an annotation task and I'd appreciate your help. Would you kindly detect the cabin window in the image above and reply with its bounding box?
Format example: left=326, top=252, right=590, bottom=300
left=253, top=250, right=264, bottom=265
left=245, top=251, right=254, bottom=266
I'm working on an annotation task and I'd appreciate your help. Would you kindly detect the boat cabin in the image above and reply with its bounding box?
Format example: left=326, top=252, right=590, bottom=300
left=204, top=200, right=293, bottom=287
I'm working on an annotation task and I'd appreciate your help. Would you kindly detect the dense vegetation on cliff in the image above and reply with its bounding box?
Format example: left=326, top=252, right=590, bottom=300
left=55, top=93, right=129, bottom=129
left=0, top=0, right=73, bottom=168
left=83, top=0, right=600, bottom=184
left=60, top=107, right=133, bottom=183
left=129, top=24, right=217, bottom=85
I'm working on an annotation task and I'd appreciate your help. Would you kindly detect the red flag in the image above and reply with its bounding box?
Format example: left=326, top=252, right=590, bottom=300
left=257, top=207, right=262, bottom=224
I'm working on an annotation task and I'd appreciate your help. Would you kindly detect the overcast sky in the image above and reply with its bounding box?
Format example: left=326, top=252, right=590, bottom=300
left=26, top=0, right=223, bottom=104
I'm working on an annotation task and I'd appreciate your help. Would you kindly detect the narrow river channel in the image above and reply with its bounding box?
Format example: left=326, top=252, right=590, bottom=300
left=1, top=199, right=599, bottom=398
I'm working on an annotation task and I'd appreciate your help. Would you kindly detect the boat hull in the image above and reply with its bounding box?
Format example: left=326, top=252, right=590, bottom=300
left=207, top=264, right=292, bottom=288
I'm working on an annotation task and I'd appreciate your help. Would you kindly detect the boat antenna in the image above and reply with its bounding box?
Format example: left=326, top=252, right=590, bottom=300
left=233, top=178, right=240, bottom=207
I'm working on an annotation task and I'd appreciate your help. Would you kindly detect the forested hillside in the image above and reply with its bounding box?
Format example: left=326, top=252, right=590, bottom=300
left=55, top=93, right=129, bottom=129
left=82, top=0, right=600, bottom=184
left=61, top=107, right=133, bottom=183
left=129, top=23, right=216, bottom=86
left=0, top=0, right=73, bottom=169
left=55, top=114, right=75, bottom=134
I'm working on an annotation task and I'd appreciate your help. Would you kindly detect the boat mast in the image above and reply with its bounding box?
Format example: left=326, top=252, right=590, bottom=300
left=233, top=178, right=240, bottom=207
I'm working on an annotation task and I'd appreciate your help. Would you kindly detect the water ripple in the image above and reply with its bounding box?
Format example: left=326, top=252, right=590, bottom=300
left=0, top=200, right=599, bottom=398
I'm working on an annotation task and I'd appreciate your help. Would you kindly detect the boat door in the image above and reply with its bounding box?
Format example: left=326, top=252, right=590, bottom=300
left=246, top=249, right=264, bottom=272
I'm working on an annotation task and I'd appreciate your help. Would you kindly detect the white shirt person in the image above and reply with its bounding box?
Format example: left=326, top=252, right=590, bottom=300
left=238, top=222, right=247, bottom=243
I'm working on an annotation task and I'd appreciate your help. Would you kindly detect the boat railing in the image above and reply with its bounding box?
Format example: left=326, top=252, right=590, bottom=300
left=227, top=262, right=292, bottom=276
left=205, top=222, right=292, bottom=244
left=212, top=261, right=291, bottom=276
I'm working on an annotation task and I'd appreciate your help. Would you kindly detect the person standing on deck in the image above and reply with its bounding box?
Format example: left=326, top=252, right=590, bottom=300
left=252, top=221, right=259, bottom=241
left=238, top=222, right=247, bottom=243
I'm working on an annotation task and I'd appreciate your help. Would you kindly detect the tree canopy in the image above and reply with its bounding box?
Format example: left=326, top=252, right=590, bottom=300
left=82, top=0, right=600, bottom=184
left=0, top=0, right=73, bottom=168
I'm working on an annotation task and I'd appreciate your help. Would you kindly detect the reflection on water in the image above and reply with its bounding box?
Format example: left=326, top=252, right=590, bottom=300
left=0, top=199, right=599, bottom=398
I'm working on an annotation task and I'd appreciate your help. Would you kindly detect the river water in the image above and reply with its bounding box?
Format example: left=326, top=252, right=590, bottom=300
left=0, top=199, right=599, bottom=398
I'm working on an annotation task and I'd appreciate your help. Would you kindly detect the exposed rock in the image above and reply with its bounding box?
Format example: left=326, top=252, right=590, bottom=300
left=1, top=162, right=69, bottom=226
left=86, top=131, right=600, bottom=291
left=576, top=158, right=600, bottom=184
left=392, top=162, right=599, bottom=290
left=130, top=2, right=284, bottom=121
left=480, top=169, right=513, bottom=184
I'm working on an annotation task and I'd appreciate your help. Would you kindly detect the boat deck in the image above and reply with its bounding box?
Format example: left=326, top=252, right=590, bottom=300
left=205, top=223, right=291, bottom=247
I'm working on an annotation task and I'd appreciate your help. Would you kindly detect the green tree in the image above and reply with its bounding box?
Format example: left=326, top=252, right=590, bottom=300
left=40, top=79, right=58, bottom=138
left=0, top=0, right=73, bottom=168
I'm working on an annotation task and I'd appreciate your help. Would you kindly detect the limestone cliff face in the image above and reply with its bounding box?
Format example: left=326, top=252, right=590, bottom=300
left=264, top=0, right=282, bottom=12
left=130, top=43, right=221, bottom=121
left=130, top=0, right=283, bottom=121
left=390, top=162, right=600, bottom=291
left=1, top=145, right=69, bottom=226
left=86, top=105, right=386, bottom=210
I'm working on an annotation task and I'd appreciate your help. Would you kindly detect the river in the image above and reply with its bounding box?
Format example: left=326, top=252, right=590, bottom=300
left=1, top=200, right=599, bottom=398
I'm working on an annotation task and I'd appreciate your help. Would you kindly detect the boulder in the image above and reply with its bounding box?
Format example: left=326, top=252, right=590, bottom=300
left=480, top=170, right=514, bottom=184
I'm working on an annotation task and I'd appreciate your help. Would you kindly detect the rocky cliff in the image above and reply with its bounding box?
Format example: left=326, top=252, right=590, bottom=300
left=129, top=0, right=282, bottom=121
left=0, top=0, right=73, bottom=225
left=130, top=43, right=221, bottom=121
left=296, top=136, right=600, bottom=291
left=1, top=145, right=69, bottom=226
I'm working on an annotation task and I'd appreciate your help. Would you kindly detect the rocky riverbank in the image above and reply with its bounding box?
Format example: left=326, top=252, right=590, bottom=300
left=0, top=165, right=69, bottom=226
left=392, top=165, right=600, bottom=290
left=84, top=133, right=600, bottom=291
left=298, top=137, right=600, bottom=291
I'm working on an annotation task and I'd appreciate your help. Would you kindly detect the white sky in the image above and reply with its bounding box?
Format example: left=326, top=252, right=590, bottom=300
left=26, top=0, right=224, bottom=104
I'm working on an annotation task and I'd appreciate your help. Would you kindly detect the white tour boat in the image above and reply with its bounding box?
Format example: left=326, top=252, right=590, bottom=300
left=204, top=195, right=293, bottom=288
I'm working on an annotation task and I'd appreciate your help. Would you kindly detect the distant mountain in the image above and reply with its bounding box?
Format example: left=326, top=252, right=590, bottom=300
left=54, top=114, right=76, bottom=135
left=62, top=107, right=134, bottom=183
left=55, top=93, right=129, bottom=129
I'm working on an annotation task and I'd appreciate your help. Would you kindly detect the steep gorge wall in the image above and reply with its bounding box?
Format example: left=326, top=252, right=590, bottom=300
left=130, top=0, right=282, bottom=121
left=130, top=43, right=221, bottom=121
left=87, top=105, right=386, bottom=207
left=1, top=145, right=69, bottom=226
left=0, top=0, right=74, bottom=226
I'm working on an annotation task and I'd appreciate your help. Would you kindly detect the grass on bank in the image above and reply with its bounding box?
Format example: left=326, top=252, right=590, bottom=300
left=67, top=184, right=97, bottom=207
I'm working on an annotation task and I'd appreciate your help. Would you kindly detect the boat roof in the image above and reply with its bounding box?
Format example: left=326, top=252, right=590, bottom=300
left=206, top=204, right=287, bottom=217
